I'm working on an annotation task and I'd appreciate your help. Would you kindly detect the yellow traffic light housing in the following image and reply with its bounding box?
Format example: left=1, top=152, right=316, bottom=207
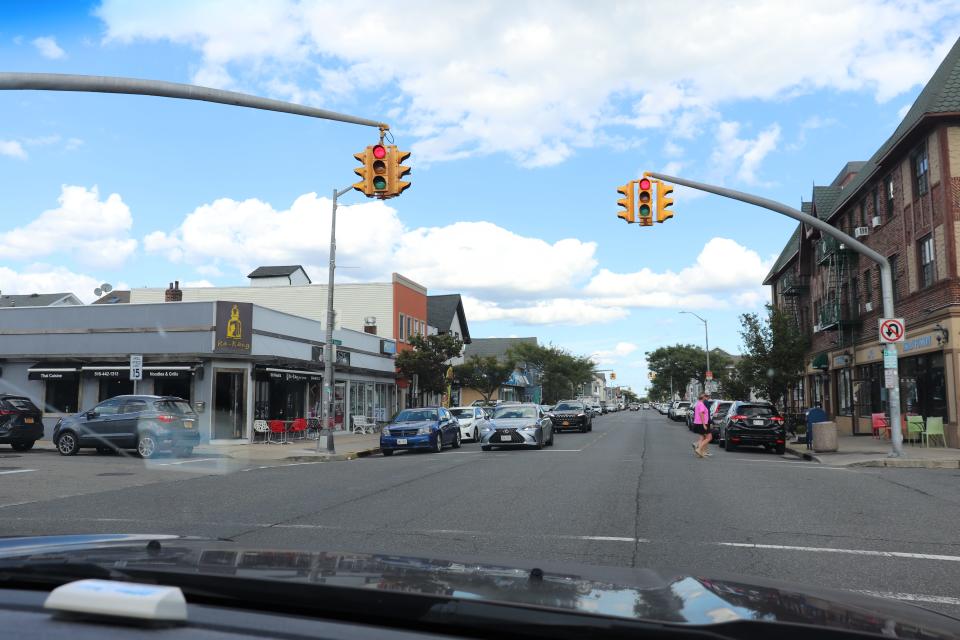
left=386, top=145, right=412, bottom=198
left=637, top=177, right=654, bottom=226
left=616, top=181, right=635, bottom=223
left=352, top=146, right=375, bottom=196
left=611, top=372, right=617, bottom=380
left=354, top=143, right=412, bottom=198
left=656, top=180, right=674, bottom=223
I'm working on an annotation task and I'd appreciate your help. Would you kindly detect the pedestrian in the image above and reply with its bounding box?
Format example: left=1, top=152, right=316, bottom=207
left=692, top=393, right=712, bottom=458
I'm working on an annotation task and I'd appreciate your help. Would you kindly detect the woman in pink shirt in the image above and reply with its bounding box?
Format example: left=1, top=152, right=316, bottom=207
left=692, top=393, right=712, bottom=458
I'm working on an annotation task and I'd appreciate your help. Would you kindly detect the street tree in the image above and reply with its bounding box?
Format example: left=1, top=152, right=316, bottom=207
left=395, top=333, right=464, bottom=405
left=736, top=305, right=808, bottom=408
left=454, top=355, right=516, bottom=404
left=646, top=344, right=724, bottom=399
left=507, top=342, right=595, bottom=404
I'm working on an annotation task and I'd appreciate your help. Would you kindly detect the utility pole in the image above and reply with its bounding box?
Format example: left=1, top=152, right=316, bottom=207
left=680, top=311, right=710, bottom=389
left=317, top=185, right=353, bottom=453
left=646, top=171, right=903, bottom=457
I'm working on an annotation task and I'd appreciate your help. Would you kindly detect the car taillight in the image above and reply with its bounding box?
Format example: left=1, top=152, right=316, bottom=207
left=775, top=439, right=785, bottom=444
left=157, top=414, right=176, bottom=423
left=0, top=410, right=16, bottom=415
left=731, top=415, right=747, bottom=421
left=770, top=416, right=784, bottom=423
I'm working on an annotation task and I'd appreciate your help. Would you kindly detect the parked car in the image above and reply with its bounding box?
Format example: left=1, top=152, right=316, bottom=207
left=481, top=403, right=553, bottom=451
left=0, top=394, right=44, bottom=451
left=590, top=402, right=602, bottom=416
left=449, top=406, right=489, bottom=442
left=629, top=402, right=640, bottom=411
left=600, top=402, right=609, bottom=415
left=547, top=400, right=593, bottom=433
left=719, top=401, right=786, bottom=454
left=53, top=395, right=200, bottom=458
left=669, top=401, right=691, bottom=421
left=708, top=400, right=734, bottom=443
left=380, top=407, right=462, bottom=456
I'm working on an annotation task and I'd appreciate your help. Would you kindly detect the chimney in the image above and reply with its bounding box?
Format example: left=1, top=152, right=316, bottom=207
left=363, top=316, right=377, bottom=334
left=165, top=280, right=183, bottom=302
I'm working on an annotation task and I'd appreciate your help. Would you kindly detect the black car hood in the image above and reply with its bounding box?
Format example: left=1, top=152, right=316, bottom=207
left=0, top=534, right=957, bottom=637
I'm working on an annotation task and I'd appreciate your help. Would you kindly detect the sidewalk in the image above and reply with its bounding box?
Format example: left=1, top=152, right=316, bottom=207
left=785, top=434, right=960, bottom=468
left=194, top=432, right=381, bottom=462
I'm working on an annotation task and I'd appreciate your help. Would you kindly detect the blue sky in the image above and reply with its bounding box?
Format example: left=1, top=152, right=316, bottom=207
left=2, top=1, right=959, bottom=394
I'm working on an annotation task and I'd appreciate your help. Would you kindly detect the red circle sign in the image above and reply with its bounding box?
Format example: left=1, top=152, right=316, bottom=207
left=879, top=318, right=904, bottom=342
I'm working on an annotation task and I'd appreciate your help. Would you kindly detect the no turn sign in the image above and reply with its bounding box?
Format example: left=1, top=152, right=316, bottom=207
left=879, top=318, right=905, bottom=343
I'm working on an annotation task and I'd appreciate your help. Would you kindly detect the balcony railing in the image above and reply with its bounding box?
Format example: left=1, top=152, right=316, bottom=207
left=815, top=300, right=862, bottom=332
left=815, top=236, right=853, bottom=265
left=779, top=272, right=809, bottom=296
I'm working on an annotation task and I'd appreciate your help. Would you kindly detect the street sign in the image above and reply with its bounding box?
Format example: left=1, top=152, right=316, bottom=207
left=705, top=380, right=719, bottom=393
left=332, top=339, right=343, bottom=346
left=884, top=369, right=898, bottom=389
left=879, top=318, right=905, bottom=343
left=883, top=348, right=898, bottom=368
left=129, top=354, right=143, bottom=381
left=705, top=370, right=713, bottom=381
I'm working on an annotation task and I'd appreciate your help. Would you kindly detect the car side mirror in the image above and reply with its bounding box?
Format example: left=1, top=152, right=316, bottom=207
left=86, top=411, right=98, bottom=420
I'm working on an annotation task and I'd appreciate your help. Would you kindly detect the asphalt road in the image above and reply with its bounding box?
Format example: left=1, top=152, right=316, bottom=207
left=1, top=409, right=959, bottom=616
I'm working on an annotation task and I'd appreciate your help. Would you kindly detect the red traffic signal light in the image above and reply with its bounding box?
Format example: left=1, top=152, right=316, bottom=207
left=637, top=178, right=653, bottom=226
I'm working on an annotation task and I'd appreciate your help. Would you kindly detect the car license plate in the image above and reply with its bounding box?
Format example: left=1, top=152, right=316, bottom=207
left=397, top=438, right=408, bottom=445
left=500, top=435, right=512, bottom=442
left=184, top=421, right=194, bottom=429
left=752, top=419, right=765, bottom=426
left=24, top=418, right=34, bottom=424
left=562, top=421, right=569, bottom=426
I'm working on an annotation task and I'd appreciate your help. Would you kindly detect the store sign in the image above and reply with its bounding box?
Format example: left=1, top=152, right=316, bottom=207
left=833, top=355, right=851, bottom=367
left=335, top=350, right=351, bottom=366
left=214, top=301, right=252, bottom=354
left=902, top=335, right=933, bottom=353
left=257, top=369, right=322, bottom=382
left=28, top=369, right=76, bottom=380
left=146, top=369, right=191, bottom=379
left=380, top=340, right=397, bottom=355
left=884, top=369, right=898, bottom=389
left=91, top=369, right=124, bottom=378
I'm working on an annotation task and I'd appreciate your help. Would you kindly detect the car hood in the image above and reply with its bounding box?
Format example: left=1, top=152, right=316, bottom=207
left=489, top=418, right=537, bottom=429
left=386, top=420, right=437, bottom=431
left=0, top=535, right=956, bottom=636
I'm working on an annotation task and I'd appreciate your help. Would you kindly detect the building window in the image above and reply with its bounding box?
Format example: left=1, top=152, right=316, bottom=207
left=871, top=188, right=879, bottom=224
left=885, top=175, right=895, bottom=217
left=888, top=255, right=900, bottom=302
left=919, top=234, right=935, bottom=288
left=912, top=142, right=929, bottom=197
left=858, top=201, right=866, bottom=229
left=44, top=378, right=80, bottom=413
left=406, top=316, right=413, bottom=340
left=398, top=313, right=406, bottom=341
left=838, top=368, right=852, bottom=416
left=863, top=269, right=873, bottom=306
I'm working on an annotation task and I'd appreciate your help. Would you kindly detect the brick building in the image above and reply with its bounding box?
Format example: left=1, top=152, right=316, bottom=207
left=764, top=37, right=960, bottom=447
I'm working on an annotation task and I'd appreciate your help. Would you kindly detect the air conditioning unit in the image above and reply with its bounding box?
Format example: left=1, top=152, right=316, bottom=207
left=871, top=216, right=882, bottom=228
left=854, top=226, right=870, bottom=238
left=864, top=301, right=873, bottom=312
left=813, top=323, right=823, bottom=333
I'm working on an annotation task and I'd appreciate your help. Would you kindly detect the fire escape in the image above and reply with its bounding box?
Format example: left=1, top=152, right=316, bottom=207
left=778, top=270, right=808, bottom=329
left=814, top=236, right=861, bottom=345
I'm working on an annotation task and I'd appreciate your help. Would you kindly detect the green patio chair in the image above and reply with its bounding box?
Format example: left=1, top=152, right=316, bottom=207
left=923, top=416, right=947, bottom=448
left=905, top=415, right=924, bottom=446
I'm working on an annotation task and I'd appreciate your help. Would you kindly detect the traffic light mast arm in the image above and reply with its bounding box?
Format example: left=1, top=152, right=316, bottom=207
left=643, top=170, right=902, bottom=458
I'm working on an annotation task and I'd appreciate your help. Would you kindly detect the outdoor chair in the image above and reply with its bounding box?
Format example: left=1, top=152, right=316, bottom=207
left=351, top=415, right=377, bottom=435
left=905, top=415, right=924, bottom=446
left=870, top=413, right=890, bottom=439
left=252, top=420, right=270, bottom=444
left=923, top=416, right=947, bottom=448
left=291, top=418, right=307, bottom=440
left=268, top=419, right=288, bottom=444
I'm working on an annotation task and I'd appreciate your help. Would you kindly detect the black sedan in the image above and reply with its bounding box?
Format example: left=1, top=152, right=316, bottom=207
left=0, top=394, right=43, bottom=451
left=546, top=400, right=592, bottom=433
left=719, top=401, right=786, bottom=454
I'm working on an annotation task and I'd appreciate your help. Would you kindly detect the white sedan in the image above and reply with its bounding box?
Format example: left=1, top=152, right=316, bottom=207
left=450, top=406, right=489, bottom=442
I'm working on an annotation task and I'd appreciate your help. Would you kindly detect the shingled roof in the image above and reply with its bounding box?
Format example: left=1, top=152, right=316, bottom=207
left=811, top=186, right=843, bottom=220
left=427, top=294, right=471, bottom=344
left=762, top=224, right=802, bottom=285
left=464, top=337, right=537, bottom=361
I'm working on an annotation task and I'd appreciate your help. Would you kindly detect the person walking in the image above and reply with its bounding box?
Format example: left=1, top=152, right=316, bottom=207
left=692, top=393, right=712, bottom=458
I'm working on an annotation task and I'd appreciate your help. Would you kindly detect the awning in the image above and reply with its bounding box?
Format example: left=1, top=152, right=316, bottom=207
left=811, top=352, right=829, bottom=370
left=81, top=363, right=199, bottom=379
left=28, top=367, right=78, bottom=381
left=254, top=367, right=323, bottom=382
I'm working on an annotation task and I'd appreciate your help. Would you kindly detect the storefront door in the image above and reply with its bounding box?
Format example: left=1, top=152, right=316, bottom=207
left=213, top=369, right=246, bottom=440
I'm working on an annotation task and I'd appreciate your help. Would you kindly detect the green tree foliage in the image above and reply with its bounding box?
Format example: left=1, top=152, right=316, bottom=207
left=736, top=305, right=809, bottom=408
left=395, top=333, right=464, bottom=404
left=646, top=344, right=730, bottom=399
left=507, top=342, right=595, bottom=404
left=454, top=355, right=516, bottom=403
left=621, top=389, right=640, bottom=403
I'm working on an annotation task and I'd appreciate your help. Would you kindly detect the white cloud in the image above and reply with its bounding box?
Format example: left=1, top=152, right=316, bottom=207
left=0, top=265, right=115, bottom=303
left=710, top=121, right=781, bottom=185
left=462, top=296, right=628, bottom=326
left=96, top=0, right=957, bottom=167
left=589, top=341, right=639, bottom=365
left=0, top=140, right=26, bottom=159
left=0, top=185, right=138, bottom=268
left=32, top=36, right=65, bottom=59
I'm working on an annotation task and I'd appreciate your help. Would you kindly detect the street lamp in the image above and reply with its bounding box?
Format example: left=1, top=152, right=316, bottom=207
left=679, top=311, right=710, bottom=383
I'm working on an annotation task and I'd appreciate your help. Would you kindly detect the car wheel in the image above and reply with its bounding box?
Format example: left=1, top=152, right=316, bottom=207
left=56, top=431, right=80, bottom=456
left=535, top=433, right=543, bottom=450
left=452, top=431, right=462, bottom=449
left=481, top=445, right=491, bottom=451
left=11, top=441, right=35, bottom=452
left=774, top=445, right=786, bottom=455
left=137, top=432, right=160, bottom=459
left=548, top=430, right=554, bottom=446
left=433, top=432, right=443, bottom=453
left=173, top=446, right=193, bottom=458
left=580, top=423, right=587, bottom=433
left=382, top=449, right=394, bottom=457
left=473, top=428, right=479, bottom=442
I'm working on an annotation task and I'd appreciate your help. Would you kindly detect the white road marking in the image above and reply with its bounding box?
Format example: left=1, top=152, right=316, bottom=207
left=154, top=457, right=219, bottom=466
left=0, top=469, right=36, bottom=475
left=718, top=542, right=960, bottom=562
left=849, top=589, right=960, bottom=606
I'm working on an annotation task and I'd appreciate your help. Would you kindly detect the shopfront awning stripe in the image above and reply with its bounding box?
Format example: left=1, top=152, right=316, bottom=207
left=27, top=367, right=77, bottom=372
left=263, top=367, right=322, bottom=376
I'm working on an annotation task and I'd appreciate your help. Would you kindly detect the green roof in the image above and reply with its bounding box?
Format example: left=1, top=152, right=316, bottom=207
left=826, top=36, right=960, bottom=217
left=762, top=224, right=802, bottom=285
left=811, top=186, right=842, bottom=219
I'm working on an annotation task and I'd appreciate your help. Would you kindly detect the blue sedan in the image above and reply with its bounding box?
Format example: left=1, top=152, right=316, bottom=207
left=380, top=407, right=462, bottom=456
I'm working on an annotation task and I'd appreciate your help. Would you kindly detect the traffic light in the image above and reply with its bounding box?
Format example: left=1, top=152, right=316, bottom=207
left=637, top=177, right=654, bottom=226
left=610, top=372, right=616, bottom=380
left=386, top=145, right=412, bottom=198
left=616, top=181, right=635, bottom=223
left=656, top=180, right=674, bottom=223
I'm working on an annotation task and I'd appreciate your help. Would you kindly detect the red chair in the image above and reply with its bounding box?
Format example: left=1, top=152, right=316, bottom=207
left=291, top=418, right=307, bottom=440
left=871, top=413, right=890, bottom=439
left=269, top=420, right=288, bottom=444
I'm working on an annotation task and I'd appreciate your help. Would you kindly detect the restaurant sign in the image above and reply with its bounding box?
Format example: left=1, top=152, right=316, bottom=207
left=214, top=302, right=252, bottom=354
left=902, top=334, right=933, bottom=353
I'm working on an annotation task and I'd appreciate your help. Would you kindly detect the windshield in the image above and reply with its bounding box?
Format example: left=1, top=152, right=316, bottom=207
left=493, top=406, right=538, bottom=419
left=3, top=4, right=958, bottom=632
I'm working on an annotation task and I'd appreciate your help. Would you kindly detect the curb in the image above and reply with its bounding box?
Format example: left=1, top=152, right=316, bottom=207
left=848, top=458, right=960, bottom=469
left=784, top=445, right=822, bottom=463
left=279, top=447, right=381, bottom=463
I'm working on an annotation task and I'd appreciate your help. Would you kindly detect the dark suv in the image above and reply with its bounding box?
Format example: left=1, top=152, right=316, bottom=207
left=53, top=395, right=200, bottom=458
left=547, top=400, right=592, bottom=433
left=719, top=401, right=786, bottom=454
left=0, top=394, right=44, bottom=451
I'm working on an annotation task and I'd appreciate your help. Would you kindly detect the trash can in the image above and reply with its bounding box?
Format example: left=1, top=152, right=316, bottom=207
left=811, top=421, right=838, bottom=452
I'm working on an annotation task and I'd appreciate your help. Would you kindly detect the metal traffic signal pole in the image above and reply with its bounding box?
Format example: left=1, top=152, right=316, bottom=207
left=646, top=172, right=904, bottom=457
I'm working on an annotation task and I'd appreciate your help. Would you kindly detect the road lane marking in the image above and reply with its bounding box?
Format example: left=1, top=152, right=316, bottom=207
left=848, top=589, right=960, bottom=606
left=154, top=457, right=219, bottom=466
left=0, top=469, right=36, bottom=475
left=718, top=542, right=960, bottom=562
